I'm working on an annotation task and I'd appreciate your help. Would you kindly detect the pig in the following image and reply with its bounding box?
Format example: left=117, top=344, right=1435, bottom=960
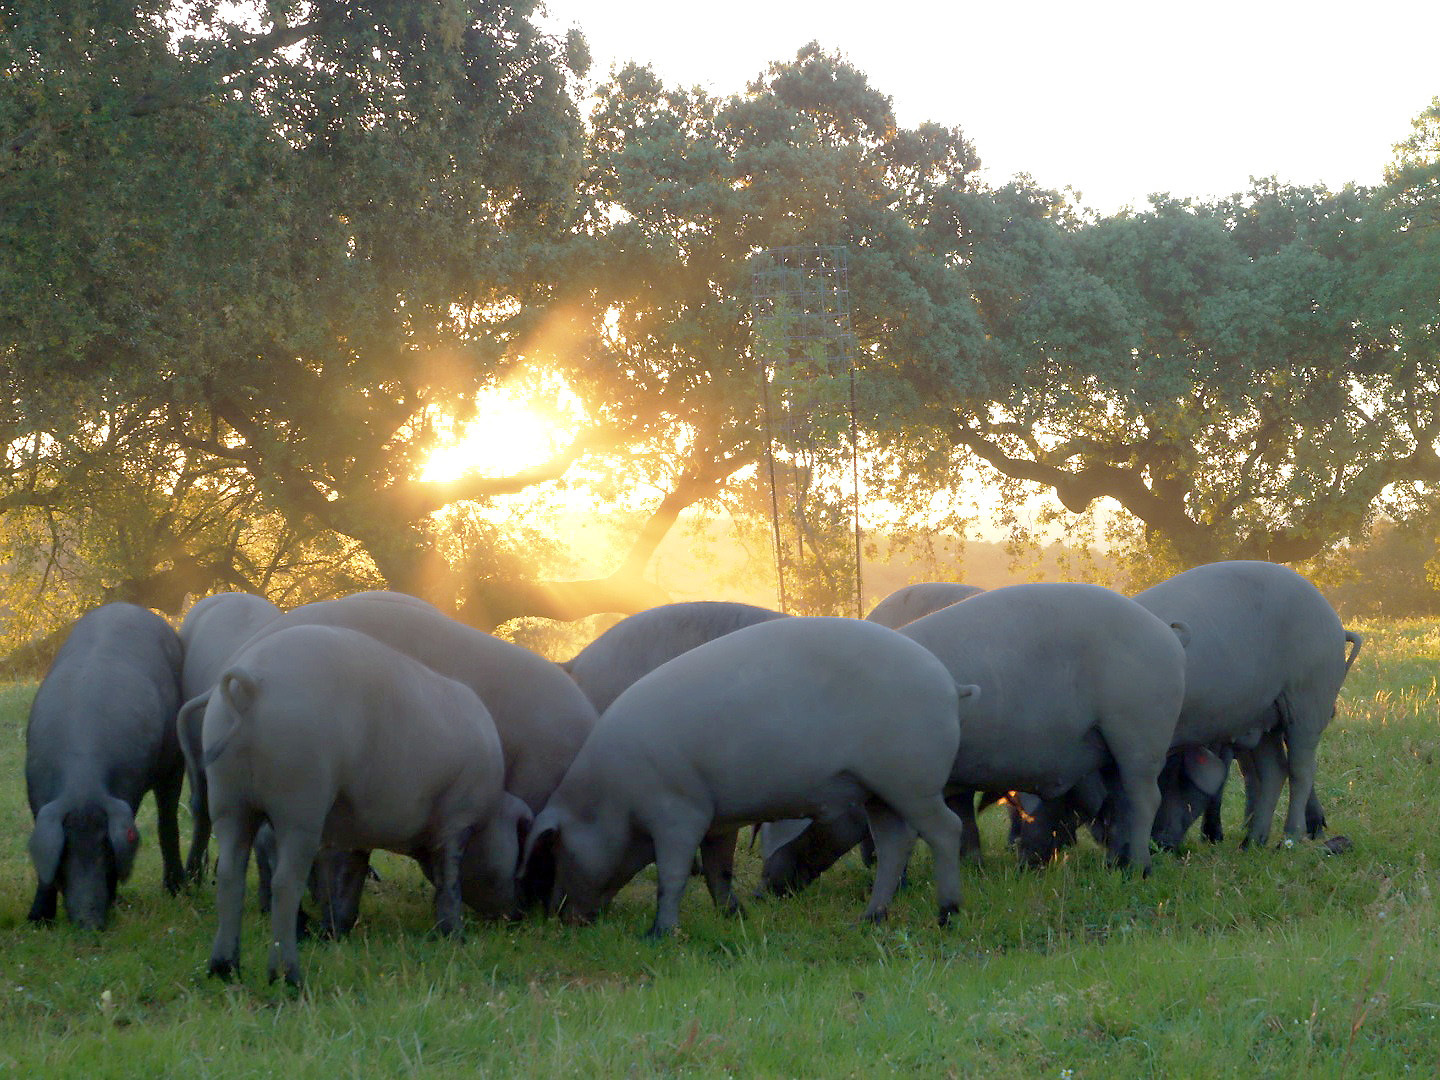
left=1013, top=562, right=1361, bottom=860
left=199, top=590, right=595, bottom=925
left=203, top=624, right=513, bottom=987
left=564, top=600, right=787, bottom=714
left=1144, top=724, right=1333, bottom=854
left=522, top=616, right=978, bottom=937
left=176, top=592, right=282, bottom=879
left=760, top=583, right=1188, bottom=892
left=179, top=592, right=284, bottom=702
left=863, top=583, right=984, bottom=629
left=26, top=603, right=185, bottom=929
left=1140, top=562, right=1359, bottom=848
left=757, top=582, right=983, bottom=878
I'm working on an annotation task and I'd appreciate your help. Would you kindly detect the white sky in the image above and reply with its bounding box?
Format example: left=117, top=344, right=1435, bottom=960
left=539, top=0, right=1439, bottom=214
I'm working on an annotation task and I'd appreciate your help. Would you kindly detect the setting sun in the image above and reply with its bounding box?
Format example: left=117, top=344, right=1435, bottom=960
left=419, top=385, right=569, bottom=484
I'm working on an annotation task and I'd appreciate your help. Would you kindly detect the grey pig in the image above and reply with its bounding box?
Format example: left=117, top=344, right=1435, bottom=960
left=759, top=582, right=985, bottom=873
left=864, top=582, right=984, bottom=629
left=176, top=592, right=282, bottom=879
left=26, top=603, right=184, bottom=929
left=187, top=590, right=595, bottom=925
left=523, top=616, right=979, bottom=937
left=1013, top=561, right=1361, bottom=859
left=564, top=600, right=787, bottom=714
left=203, top=624, right=512, bottom=987
left=761, top=583, right=1188, bottom=891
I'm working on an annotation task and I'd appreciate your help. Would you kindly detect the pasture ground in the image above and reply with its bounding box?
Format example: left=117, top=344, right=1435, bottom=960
left=1, top=618, right=1438, bottom=1077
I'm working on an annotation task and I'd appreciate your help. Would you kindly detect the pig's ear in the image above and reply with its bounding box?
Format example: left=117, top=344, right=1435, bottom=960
left=29, top=802, right=65, bottom=886
left=1181, top=747, right=1228, bottom=796
left=760, top=819, right=812, bottom=861
left=502, top=794, right=535, bottom=869
left=518, top=811, right=561, bottom=879
left=106, top=798, right=140, bottom=881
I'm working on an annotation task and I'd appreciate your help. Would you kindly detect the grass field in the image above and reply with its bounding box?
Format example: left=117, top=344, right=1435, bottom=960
left=2, top=618, right=1438, bottom=1077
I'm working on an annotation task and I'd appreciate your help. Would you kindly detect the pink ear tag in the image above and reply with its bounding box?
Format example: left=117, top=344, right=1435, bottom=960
left=126, top=826, right=139, bottom=845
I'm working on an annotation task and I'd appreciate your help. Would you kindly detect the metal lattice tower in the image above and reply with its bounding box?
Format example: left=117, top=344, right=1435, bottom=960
left=751, top=245, right=863, bottom=617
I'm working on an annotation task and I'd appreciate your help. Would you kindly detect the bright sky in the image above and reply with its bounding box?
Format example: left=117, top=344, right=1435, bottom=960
left=539, top=0, right=1439, bottom=214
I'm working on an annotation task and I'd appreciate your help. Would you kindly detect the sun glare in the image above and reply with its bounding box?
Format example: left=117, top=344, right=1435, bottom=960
left=419, top=386, right=565, bottom=484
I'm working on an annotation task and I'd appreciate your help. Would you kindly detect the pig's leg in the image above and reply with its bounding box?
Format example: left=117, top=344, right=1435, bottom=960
left=1107, top=745, right=1163, bottom=877
left=313, top=850, right=371, bottom=938
left=1305, top=787, right=1327, bottom=838
left=1238, top=732, right=1287, bottom=849
left=1277, top=697, right=1326, bottom=845
left=947, top=789, right=983, bottom=863
left=183, top=775, right=211, bottom=884
left=699, top=826, right=742, bottom=916
left=266, top=825, right=321, bottom=988
left=432, top=837, right=466, bottom=937
left=27, top=881, right=58, bottom=923
left=860, top=802, right=917, bottom=923
left=154, top=771, right=185, bottom=894
left=1200, top=748, right=1233, bottom=844
left=179, top=696, right=212, bottom=884
left=646, top=815, right=708, bottom=938
left=896, top=795, right=964, bottom=925
left=207, top=805, right=259, bottom=979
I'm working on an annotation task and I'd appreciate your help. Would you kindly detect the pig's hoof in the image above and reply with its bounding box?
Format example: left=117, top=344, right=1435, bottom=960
left=267, top=963, right=302, bottom=990
left=861, top=908, right=889, bottom=925
left=937, top=903, right=958, bottom=927
left=642, top=923, right=674, bottom=941
left=207, top=956, right=239, bottom=981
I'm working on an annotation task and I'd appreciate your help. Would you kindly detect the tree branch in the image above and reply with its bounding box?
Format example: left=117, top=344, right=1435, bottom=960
left=378, top=424, right=630, bottom=519
left=455, top=448, right=760, bottom=628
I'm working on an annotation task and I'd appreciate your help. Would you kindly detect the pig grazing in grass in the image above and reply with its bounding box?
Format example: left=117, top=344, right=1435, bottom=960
left=1013, top=562, right=1362, bottom=860
left=26, top=603, right=185, bottom=929
left=1138, top=561, right=1360, bottom=848
left=761, top=584, right=1188, bottom=891
left=524, top=616, right=978, bottom=937
left=187, top=591, right=595, bottom=924
left=563, top=600, right=787, bottom=714
left=203, top=624, right=513, bottom=988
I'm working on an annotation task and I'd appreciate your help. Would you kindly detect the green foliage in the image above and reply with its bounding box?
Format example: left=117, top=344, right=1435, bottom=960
left=939, top=171, right=1440, bottom=567
left=1, top=0, right=587, bottom=623
left=3, top=621, right=1440, bottom=1073
left=553, top=44, right=986, bottom=614
left=1304, top=517, right=1440, bottom=619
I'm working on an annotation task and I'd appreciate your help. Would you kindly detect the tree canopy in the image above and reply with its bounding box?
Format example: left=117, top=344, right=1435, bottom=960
left=938, top=175, right=1440, bottom=570
left=3, top=3, right=1438, bottom=655
left=3, top=0, right=593, bottom=625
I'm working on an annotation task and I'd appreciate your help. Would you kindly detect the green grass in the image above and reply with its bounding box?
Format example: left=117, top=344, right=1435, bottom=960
left=3, top=618, right=1439, bottom=1076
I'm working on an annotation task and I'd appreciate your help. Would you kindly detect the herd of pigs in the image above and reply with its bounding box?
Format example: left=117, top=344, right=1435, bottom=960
left=21, top=560, right=1363, bottom=987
